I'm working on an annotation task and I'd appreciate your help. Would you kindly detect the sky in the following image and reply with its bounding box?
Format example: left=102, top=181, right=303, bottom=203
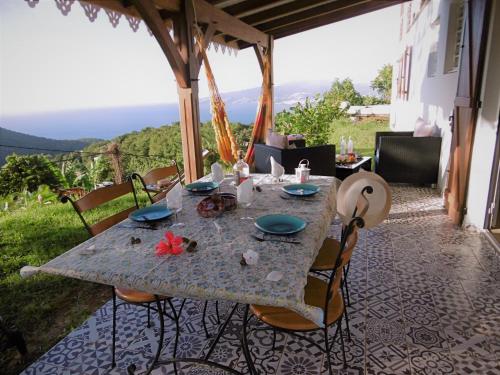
left=0, top=0, right=401, bottom=117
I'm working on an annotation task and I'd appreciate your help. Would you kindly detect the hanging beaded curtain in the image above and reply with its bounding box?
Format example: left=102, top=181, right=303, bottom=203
left=198, top=41, right=240, bottom=164
left=244, top=58, right=270, bottom=165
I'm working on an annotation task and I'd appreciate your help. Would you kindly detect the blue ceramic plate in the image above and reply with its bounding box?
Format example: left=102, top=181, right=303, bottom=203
left=129, top=206, right=173, bottom=222
left=255, top=214, right=307, bottom=235
left=185, top=181, right=219, bottom=193
left=282, top=184, right=320, bottom=197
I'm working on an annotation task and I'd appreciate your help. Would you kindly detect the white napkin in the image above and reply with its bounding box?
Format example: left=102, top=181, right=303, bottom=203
left=270, top=156, right=285, bottom=180
left=166, top=182, right=183, bottom=211
left=237, top=176, right=253, bottom=204
left=211, top=162, right=224, bottom=183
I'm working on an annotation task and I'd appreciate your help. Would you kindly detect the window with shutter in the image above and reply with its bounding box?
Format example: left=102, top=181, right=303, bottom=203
left=445, top=0, right=465, bottom=73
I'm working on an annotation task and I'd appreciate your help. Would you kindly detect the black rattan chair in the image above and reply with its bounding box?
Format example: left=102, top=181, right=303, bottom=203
left=374, top=131, right=441, bottom=185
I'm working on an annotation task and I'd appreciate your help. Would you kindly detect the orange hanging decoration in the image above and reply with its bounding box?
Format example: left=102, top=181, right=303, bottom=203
left=198, top=40, right=239, bottom=164
left=197, top=31, right=270, bottom=166
left=245, top=57, right=271, bottom=165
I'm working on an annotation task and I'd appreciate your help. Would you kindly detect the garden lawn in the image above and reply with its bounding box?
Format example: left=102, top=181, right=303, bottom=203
left=0, top=192, right=148, bottom=375
left=328, top=117, right=389, bottom=157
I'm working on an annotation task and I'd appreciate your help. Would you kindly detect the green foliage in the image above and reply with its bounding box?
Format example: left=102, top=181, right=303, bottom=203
left=0, top=154, right=63, bottom=196
left=275, top=96, right=343, bottom=145
left=362, top=95, right=386, bottom=105
left=371, top=64, right=392, bottom=103
left=324, top=78, right=364, bottom=106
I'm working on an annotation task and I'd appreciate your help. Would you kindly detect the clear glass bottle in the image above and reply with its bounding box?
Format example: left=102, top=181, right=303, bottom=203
left=347, top=136, right=354, bottom=154
left=340, top=136, right=346, bottom=155
left=233, top=150, right=249, bottom=185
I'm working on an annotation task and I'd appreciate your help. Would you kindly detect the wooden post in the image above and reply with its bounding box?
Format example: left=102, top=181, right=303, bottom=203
left=173, top=1, right=204, bottom=183
left=265, top=35, right=274, bottom=131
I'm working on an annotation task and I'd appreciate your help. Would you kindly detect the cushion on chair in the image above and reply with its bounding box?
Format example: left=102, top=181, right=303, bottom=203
left=266, top=130, right=288, bottom=149
left=114, top=287, right=167, bottom=304
left=250, top=276, right=344, bottom=331
left=310, top=237, right=341, bottom=271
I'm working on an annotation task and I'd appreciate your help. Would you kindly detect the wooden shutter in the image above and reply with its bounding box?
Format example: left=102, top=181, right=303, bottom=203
left=445, top=0, right=491, bottom=224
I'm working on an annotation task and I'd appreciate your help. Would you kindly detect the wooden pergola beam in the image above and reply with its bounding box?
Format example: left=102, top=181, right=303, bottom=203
left=193, top=0, right=269, bottom=48
left=131, top=0, right=188, bottom=87
left=241, top=0, right=340, bottom=26
left=268, top=0, right=397, bottom=38
left=257, top=0, right=372, bottom=33
left=224, top=0, right=295, bottom=18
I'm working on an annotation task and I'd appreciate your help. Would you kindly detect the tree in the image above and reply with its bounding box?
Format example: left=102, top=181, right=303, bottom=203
left=275, top=95, right=344, bottom=145
left=371, top=64, right=393, bottom=103
left=324, top=78, right=364, bottom=106
left=0, top=154, right=63, bottom=196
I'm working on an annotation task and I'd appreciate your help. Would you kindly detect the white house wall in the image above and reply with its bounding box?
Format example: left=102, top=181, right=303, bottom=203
left=464, top=0, right=500, bottom=229
left=390, top=0, right=459, bottom=189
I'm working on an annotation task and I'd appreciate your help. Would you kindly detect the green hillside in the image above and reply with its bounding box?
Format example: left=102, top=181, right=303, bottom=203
left=0, top=126, right=99, bottom=165
left=78, top=122, right=252, bottom=178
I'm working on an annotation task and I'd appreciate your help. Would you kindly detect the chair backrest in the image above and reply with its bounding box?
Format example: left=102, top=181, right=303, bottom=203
left=133, top=162, right=181, bottom=204
left=142, top=164, right=180, bottom=185
left=62, top=179, right=139, bottom=237
left=324, top=217, right=363, bottom=325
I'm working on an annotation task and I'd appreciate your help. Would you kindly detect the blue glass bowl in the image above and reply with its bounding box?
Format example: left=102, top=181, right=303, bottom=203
left=185, top=181, right=219, bottom=193
left=282, top=183, right=320, bottom=197
left=255, top=214, right=307, bottom=235
left=129, top=206, right=173, bottom=222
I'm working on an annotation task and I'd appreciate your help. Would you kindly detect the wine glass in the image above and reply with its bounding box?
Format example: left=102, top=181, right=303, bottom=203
left=238, top=187, right=254, bottom=220
left=167, top=197, right=183, bottom=227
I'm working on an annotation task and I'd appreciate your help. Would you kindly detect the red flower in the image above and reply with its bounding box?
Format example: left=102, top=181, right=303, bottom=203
left=155, top=231, right=184, bottom=256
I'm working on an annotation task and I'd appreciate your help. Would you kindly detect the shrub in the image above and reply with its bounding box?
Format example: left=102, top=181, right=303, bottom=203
left=0, top=154, right=63, bottom=196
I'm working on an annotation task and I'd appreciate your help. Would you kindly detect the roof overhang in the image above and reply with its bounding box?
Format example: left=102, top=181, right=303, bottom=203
left=79, top=0, right=407, bottom=50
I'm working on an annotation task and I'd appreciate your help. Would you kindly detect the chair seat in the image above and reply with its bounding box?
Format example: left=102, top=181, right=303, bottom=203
left=310, top=237, right=341, bottom=271
left=114, top=287, right=167, bottom=304
left=250, top=276, right=344, bottom=331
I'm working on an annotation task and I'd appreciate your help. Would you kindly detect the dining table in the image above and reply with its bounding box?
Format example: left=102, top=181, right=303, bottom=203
left=35, top=173, right=338, bottom=374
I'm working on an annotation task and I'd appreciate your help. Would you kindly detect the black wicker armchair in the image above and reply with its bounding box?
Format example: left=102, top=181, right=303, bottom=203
left=254, top=143, right=336, bottom=176
left=374, top=131, right=442, bottom=185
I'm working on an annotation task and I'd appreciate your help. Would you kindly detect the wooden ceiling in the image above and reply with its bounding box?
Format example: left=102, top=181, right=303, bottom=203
left=86, top=0, right=406, bottom=50
left=208, top=0, right=406, bottom=48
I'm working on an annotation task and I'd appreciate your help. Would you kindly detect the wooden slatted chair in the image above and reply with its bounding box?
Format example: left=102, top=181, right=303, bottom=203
left=61, top=179, right=182, bottom=372
left=131, top=161, right=181, bottom=204
left=241, top=217, right=365, bottom=375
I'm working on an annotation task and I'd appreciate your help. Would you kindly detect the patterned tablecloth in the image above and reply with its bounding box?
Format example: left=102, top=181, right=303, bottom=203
left=39, top=174, right=337, bottom=326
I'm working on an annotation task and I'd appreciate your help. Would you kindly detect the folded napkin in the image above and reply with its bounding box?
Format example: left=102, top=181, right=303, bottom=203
left=270, top=156, right=285, bottom=180
left=237, top=176, right=253, bottom=204
left=211, top=162, right=224, bottom=183
left=166, top=182, right=183, bottom=211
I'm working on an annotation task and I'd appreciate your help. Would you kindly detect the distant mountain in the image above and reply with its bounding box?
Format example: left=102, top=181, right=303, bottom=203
left=0, top=81, right=375, bottom=140
left=0, top=127, right=99, bottom=165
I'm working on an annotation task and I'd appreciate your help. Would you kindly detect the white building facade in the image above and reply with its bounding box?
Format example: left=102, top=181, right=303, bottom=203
left=390, top=0, right=500, bottom=231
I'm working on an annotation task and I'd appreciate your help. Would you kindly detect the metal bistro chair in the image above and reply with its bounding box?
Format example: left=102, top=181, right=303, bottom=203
left=242, top=216, right=365, bottom=375
left=61, top=178, right=183, bottom=373
left=310, top=186, right=372, bottom=340
left=131, top=161, right=182, bottom=204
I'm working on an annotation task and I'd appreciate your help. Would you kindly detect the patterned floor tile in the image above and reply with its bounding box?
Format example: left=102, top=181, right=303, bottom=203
left=365, top=342, right=411, bottom=375
left=21, top=185, right=500, bottom=375
left=405, top=324, right=448, bottom=351
left=450, top=354, right=500, bottom=375
left=408, top=348, right=455, bottom=375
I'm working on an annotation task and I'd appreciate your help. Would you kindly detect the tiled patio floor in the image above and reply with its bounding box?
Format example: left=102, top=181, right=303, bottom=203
left=22, top=186, right=500, bottom=375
